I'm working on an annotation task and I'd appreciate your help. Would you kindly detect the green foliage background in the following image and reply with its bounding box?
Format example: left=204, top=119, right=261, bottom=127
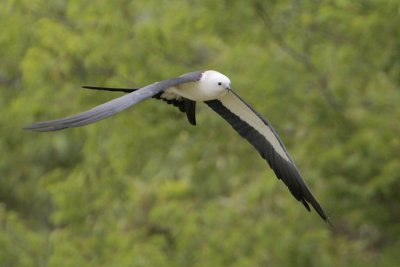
left=1, top=0, right=400, bottom=266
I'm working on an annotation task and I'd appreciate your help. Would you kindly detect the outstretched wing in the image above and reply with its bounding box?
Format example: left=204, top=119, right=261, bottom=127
left=82, top=86, right=197, bottom=125
left=25, top=71, right=203, bottom=131
left=205, top=90, right=330, bottom=224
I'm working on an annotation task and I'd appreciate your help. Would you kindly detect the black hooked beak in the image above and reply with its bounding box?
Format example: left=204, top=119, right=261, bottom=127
left=225, top=85, right=231, bottom=92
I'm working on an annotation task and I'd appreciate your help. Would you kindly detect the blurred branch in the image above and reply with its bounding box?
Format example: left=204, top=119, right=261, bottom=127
left=253, top=1, right=343, bottom=114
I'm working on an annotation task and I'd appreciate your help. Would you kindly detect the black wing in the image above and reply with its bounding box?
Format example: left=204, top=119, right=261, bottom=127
left=82, top=86, right=197, bottom=125
left=205, top=90, right=330, bottom=224
left=25, top=71, right=203, bottom=131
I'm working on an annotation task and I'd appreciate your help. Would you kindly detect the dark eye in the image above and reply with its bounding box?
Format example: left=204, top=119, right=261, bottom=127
left=218, top=82, right=222, bottom=86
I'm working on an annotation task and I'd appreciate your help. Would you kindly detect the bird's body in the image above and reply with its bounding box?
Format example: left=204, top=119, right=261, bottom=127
left=149, top=71, right=230, bottom=126
left=163, top=70, right=231, bottom=101
left=26, top=70, right=330, bottom=224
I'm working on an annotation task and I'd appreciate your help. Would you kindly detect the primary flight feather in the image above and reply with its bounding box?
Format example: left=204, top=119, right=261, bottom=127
left=26, top=70, right=330, bottom=224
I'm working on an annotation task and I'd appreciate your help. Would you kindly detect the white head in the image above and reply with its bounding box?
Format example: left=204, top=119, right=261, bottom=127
left=199, top=71, right=231, bottom=100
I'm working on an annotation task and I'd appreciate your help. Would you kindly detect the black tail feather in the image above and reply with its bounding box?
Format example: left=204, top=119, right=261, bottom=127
left=82, top=86, right=137, bottom=93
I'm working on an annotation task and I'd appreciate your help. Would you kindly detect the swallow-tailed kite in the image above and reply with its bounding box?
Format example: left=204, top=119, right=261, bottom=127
left=26, top=70, right=330, bottom=224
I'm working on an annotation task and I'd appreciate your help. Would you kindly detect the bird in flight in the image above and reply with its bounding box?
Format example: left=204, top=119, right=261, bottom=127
left=26, top=70, right=330, bottom=224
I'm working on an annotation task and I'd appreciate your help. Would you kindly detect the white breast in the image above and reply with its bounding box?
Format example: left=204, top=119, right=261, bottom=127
left=167, top=83, right=225, bottom=101
left=167, top=70, right=231, bottom=101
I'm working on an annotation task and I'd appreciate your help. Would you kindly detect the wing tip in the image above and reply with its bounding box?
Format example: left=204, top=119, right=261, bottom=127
left=23, top=123, right=44, bottom=132
left=306, top=198, right=333, bottom=227
left=23, top=123, right=65, bottom=132
left=326, top=217, right=334, bottom=229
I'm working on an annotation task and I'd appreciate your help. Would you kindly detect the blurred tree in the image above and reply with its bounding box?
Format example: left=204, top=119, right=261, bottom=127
left=1, top=0, right=399, bottom=266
